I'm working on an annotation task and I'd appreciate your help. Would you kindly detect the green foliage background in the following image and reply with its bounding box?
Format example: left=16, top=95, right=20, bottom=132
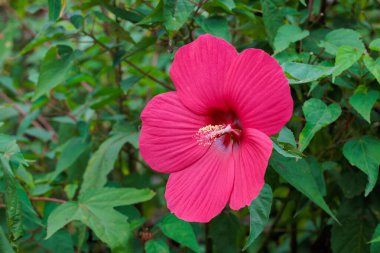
left=0, top=0, right=380, bottom=252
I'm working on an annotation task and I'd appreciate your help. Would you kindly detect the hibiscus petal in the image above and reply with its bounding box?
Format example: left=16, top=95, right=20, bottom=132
left=225, top=49, right=293, bottom=136
left=139, top=92, right=209, bottom=173
left=170, top=34, right=238, bottom=114
left=229, top=128, right=273, bottom=210
left=165, top=140, right=234, bottom=222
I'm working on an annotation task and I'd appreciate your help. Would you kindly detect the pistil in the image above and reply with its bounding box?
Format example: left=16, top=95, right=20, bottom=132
left=195, top=124, right=241, bottom=146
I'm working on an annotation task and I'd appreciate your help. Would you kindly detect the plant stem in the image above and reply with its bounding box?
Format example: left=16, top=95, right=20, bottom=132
left=29, top=197, right=66, bottom=203
left=205, top=223, right=212, bottom=253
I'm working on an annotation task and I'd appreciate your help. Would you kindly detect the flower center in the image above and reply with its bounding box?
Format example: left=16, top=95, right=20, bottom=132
left=195, top=124, right=241, bottom=146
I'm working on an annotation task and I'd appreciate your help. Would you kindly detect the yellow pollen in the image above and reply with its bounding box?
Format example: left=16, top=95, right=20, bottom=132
left=194, top=124, right=232, bottom=146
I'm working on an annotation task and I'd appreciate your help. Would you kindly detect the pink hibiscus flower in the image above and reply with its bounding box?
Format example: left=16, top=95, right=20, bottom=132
left=139, top=34, right=293, bottom=222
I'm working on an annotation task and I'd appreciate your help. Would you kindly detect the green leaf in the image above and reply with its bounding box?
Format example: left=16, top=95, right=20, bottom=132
left=48, top=0, right=66, bottom=21
left=369, top=38, right=380, bottom=52
left=163, top=0, right=194, bottom=31
left=282, top=62, right=335, bottom=84
left=47, top=187, right=155, bottom=251
left=209, top=213, right=244, bottom=253
left=333, top=45, right=364, bottom=78
left=371, top=225, right=380, bottom=253
left=195, top=16, right=231, bottom=42
left=0, top=226, right=15, bottom=253
left=308, top=157, right=327, bottom=196
left=20, top=27, right=67, bottom=55
left=16, top=110, right=40, bottom=137
left=299, top=98, right=341, bottom=152
left=331, top=215, right=373, bottom=253
left=159, top=214, right=200, bottom=253
left=260, top=0, right=284, bottom=43
left=272, top=127, right=303, bottom=158
left=145, top=240, right=169, bottom=253
left=272, top=140, right=303, bottom=159
left=212, top=0, right=236, bottom=11
left=274, top=25, right=309, bottom=54
left=0, top=156, right=23, bottom=244
left=370, top=224, right=380, bottom=243
left=331, top=199, right=374, bottom=253
left=69, top=15, right=84, bottom=29
left=363, top=55, right=380, bottom=85
left=79, top=187, right=155, bottom=207
left=349, top=89, right=380, bottom=123
left=33, top=46, right=75, bottom=101
left=319, top=28, right=365, bottom=55
left=41, top=230, right=74, bottom=253
left=243, top=184, right=273, bottom=250
left=343, top=136, right=380, bottom=196
left=64, top=184, right=78, bottom=200
left=81, top=132, right=138, bottom=193
left=49, top=137, right=89, bottom=181
left=104, top=4, right=144, bottom=23
left=270, top=152, right=338, bottom=222
left=0, top=134, right=20, bottom=158
left=338, top=171, right=367, bottom=199
left=278, top=127, right=297, bottom=147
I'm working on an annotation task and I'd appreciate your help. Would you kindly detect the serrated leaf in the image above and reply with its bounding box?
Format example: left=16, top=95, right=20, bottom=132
left=369, top=39, right=380, bottom=52
left=319, top=29, right=364, bottom=55
left=349, top=89, right=380, bottom=123
left=272, top=127, right=303, bottom=158
left=282, top=62, right=335, bottom=84
left=270, top=152, right=338, bottom=222
left=243, top=184, right=272, bottom=250
left=47, top=187, right=155, bottom=251
left=0, top=156, right=22, bottom=243
left=363, top=55, right=380, bottom=85
left=81, top=132, right=138, bottom=193
left=299, top=99, right=341, bottom=152
left=33, top=46, right=75, bottom=101
left=333, top=45, right=364, bottom=78
left=159, top=214, right=200, bottom=253
left=145, top=240, right=169, bottom=253
left=0, top=134, right=20, bottom=158
left=278, top=127, right=297, bottom=147
left=274, top=25, right=309, bottom=54
left=343, top=136, right=380, bottom=196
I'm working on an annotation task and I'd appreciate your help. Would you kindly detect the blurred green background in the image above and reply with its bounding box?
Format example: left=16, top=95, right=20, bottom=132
left=0, top=0, right=380, bottom=252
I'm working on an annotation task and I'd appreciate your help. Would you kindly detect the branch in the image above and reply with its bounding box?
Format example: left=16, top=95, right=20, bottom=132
left=29, top=197, right=66, bottom=203
left=123, top=59, right=174, bottom=90
left=0, top=92, right=58, bottom=141
left=83, top=31, right=174, bottom=90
